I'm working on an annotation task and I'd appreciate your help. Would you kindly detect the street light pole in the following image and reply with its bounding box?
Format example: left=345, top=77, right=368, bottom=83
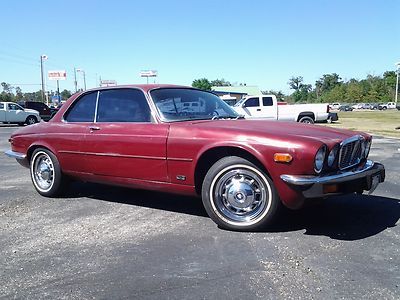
left=83, top=70, right=87, bottom=91
left=76, top=68, right=87, bottom=91
left=395, top=62, right=400, bottom=104
left=40, top=54, right=48, bottom=104
left=74, top=67, right=78, bottom=93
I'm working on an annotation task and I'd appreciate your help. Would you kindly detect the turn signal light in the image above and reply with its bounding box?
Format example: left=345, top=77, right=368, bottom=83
left=323, top=184, right=339, bottom=194
left=274, top=153, right=293, bottom=163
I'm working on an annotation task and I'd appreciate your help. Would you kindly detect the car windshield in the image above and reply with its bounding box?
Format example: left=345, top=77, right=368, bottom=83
left=150, top=88, right=240, bottom=122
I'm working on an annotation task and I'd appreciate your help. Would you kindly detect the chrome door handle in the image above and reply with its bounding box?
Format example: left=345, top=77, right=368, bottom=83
left=89, top=126, right=100, bottom=131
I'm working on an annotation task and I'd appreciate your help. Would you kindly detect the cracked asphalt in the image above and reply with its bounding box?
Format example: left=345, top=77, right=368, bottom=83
left=0, top=125, right=399, bottom=299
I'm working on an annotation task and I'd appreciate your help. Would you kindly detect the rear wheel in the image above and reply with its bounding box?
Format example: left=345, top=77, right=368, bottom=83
left=30, top=148, right=68, bottom=197
left=298, top=116, right=314, bottom=124
left=201, top=156, right=280, bottom=231
left=25, top=115, right=38, bottom=125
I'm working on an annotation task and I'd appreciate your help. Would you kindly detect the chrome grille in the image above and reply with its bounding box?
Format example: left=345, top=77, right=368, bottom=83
left=338, top=135, right=364, bottom=170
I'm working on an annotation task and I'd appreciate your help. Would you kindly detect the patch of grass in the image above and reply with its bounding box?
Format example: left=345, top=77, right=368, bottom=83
left=322, top=110, right=400, bottom=138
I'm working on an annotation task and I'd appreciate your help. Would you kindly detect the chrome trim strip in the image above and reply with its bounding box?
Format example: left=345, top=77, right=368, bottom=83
left=59, top=150, right=165, bottom=160
left=167, top=157, right=193, bottom=162
left=4, top=150, right=26, bottom=160
left=281, top=160, right=376, bottom=185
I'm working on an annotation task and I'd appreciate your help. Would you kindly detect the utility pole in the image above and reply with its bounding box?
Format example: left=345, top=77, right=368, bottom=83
left=74, top=67, right=78, bottom=93
left=40, top=54, right=48, bottom=103
left=395, top=62, right=400, bottom=104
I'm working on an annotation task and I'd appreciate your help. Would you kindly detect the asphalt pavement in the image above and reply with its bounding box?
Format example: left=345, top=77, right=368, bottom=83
left=0, top=125, right=399, bottom=299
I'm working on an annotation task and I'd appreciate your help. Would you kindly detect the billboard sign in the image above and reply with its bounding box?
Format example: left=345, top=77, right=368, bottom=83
left=100, top=80, right=117, bottom=87
left=140, top=70, right=157, bottom=77
left=48, top=70, right=67, bottom=81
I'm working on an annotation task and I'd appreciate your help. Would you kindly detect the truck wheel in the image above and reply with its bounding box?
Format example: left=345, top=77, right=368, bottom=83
left=26, top=116, right=38, bottom=125
left=30, top=148, right=68, bottom=197
left=298, top=116, right=314, bottom=124
left=201, top=156, right=280, bottom=231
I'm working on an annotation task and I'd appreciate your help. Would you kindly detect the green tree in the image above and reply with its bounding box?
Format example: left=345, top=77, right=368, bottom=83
left=315, top=73, right=342, bottom=94
left=61, top=89, right=72, bottom=101
left=288, top=76, right=304, bottom=90
left=192, top=78, right=212, bottom=91
left=211, top=79, right=231, bottom=86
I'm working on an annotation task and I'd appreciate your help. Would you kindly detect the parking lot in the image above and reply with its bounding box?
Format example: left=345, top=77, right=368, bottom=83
left=0, top=125, right=399, bottom=299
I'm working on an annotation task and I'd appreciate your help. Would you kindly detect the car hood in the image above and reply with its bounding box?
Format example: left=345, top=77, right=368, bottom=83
left=25, top=108, right=40, bottom=115
left=186, top=119, right=365, bottom=146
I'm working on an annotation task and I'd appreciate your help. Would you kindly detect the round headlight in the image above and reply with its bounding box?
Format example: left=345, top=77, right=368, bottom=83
left=327, top=145, right=339, bottom=167
left=314, top=145, right=327, bottom=174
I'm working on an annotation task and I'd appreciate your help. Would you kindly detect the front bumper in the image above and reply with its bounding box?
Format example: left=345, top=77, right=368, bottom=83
left=280, top=160, right=385, bottom=198
left=5, top=150, right=29, bottom=168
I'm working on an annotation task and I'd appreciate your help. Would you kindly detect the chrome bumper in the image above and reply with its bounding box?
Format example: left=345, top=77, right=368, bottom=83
left=5, top=150, right=29, bottom=168
left=5, top=150, right=26, bottom=160
left=281, top=160, right=385, bottom=198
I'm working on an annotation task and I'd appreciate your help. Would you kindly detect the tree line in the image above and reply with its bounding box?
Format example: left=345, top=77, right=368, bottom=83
left=0, top=82, right=72, bottom=103
left=192, top=71, right=398, bottom=104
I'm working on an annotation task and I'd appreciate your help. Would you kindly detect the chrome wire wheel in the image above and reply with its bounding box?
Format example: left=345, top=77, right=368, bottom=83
left=31, top=151, right=55, bottom=193
left=209, top=164, right=272, bottom=227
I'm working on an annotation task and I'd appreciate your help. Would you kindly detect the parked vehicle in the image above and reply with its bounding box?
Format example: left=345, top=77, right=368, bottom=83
left=5, top=85, right=385, bottom=231
left=0, top=102, right=41, bottom=125
left=352, top=103, right=364, bottom=110
left=378, top=102, right=397, bottom=110
left=329, top=103, right=341, bottom=110
left=371, top=103, right=380, bottom=110
left=339, top=105, right=353, bottom=111
left=18, top=101, right=58, bottom=121
left=233, top=95, right=333, bottom=124
left=361, top=103, right=373, bottom=109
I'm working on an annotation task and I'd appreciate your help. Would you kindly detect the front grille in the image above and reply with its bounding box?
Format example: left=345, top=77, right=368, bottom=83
left=338, top=135, right=364, bottom=170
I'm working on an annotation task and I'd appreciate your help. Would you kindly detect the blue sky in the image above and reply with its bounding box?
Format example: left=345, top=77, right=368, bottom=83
left=1, top=0, right=399, bottom=94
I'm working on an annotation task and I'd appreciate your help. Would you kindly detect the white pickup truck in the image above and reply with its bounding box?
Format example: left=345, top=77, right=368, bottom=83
left=378, top=102, right=396, bottom=110
left=0, top=102, right=41, bottom=125
left=232, top=95, right=333, bottom=124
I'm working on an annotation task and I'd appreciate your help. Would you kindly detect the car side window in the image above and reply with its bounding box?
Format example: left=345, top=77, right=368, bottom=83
left=262, top=97, right=273, bottom=106
left=244, top=98, right=259, bottom=107
left=0, top=103, right=4, bottom=109
left=96, top=89, right=151, bottom=123
left=8, top=103, right=23, bottom=110
left=64, top=92, right=97, bottom=122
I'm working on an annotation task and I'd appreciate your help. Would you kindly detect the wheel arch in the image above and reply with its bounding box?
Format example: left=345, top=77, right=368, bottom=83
left=26, top=143, right=57, bottom=164
left=194, top=146, right=272, bottom=195
left=297, top=111, right=315, bottom=122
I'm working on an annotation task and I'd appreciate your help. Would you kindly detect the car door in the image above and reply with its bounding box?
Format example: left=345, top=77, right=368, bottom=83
left=81, top=88, right=169, bottom=182
left=59, top=91, right=98, bottom=173
left=261, top=96, right=278, bottom=119
left=6, top=103, right=26, bottom=122
left=0, top=103, right=5, bottom=121
left=242, top=97, right=264, bottom=118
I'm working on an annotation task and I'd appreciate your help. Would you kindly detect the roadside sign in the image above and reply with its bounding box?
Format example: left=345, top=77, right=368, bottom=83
left=140, top=70, right=157, bottom=77
left=48, top=70, right=67, bottom=81
left=100, top=80, right=117, bottom=87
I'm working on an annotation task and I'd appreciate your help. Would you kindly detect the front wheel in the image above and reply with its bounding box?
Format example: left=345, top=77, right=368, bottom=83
left=30, top=148, right=68, bottom=197
left=201, top=156, right=280, bottom=231
left=25, top=115, right=38, bottom=125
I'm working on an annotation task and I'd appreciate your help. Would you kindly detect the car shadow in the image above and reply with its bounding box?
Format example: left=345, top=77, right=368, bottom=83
left=268, top=194, right=399, bottom=240
left=65, top=181, right=208, bottom=218
left=65, top=182, right=399, bottom=240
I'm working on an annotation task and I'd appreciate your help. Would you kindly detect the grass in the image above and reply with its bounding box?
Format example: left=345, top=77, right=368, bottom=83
left=322, top=110, right=400, bottom=138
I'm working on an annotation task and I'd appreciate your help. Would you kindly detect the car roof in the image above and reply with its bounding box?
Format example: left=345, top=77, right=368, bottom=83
left=84, top=84, right=190, bottom=93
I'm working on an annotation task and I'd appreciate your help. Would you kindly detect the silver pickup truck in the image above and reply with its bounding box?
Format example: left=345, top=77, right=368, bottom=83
left=0, top=102, right=41, bottom=125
